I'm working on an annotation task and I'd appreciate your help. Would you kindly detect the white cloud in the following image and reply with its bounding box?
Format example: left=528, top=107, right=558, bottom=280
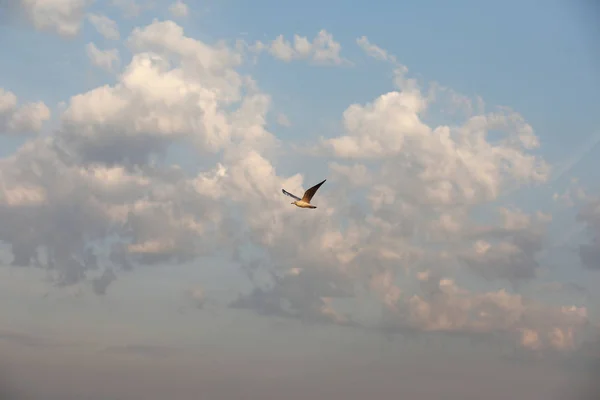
left=377, top=272, right=590, bottom=351
left=20, top=0, right=92, bottom=37
left=169, top=0, right=189, bottom=18
left=87, top=13, right=120, bottom=40
left=241, top=30, right=351, bottom=66
left=0, top=88, right=50, bottom=135
left=0, top=20, right=278, bottom=285
left=63, top=20, right=270, bottom=167
left=329, top=162, right=372, bottom=187
left=85, top=42, right=120, bottom=72
left=314, top=88, right=548, bottom=208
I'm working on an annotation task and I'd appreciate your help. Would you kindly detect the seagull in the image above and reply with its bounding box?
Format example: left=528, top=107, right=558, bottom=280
left=282, top=179, right=326, bottom=209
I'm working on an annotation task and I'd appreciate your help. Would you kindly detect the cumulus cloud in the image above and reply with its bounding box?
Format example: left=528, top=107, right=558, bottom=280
left=85, top=42, right=120, bottom=72
left=226, top=36, right=589, bottom=350
left=87, top=12, right=120, bottom=40
left=65, top=20, right=257, bottom=166
left=376, top=271, right=590, bottom=352
left=241, top=30, right=351, bottom=66
left=0, top=88, right=50, bottom=135
left=20, top=0, right=91, bottom=37
left=0, top=19, right=596, bottom=355
left=0, top=20, right=275, bottom=288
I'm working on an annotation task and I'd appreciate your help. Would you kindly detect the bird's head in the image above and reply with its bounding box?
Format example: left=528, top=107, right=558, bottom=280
left=291, top=201, right=296, bottom=205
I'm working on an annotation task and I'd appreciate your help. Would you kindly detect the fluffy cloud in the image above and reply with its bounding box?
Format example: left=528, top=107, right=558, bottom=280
left=19, top=0, right=155, bottom=35
left=87, top=12, right=120, bottom=40
left=376, top=271, right=590, bottom=352
left=20, top=0, right=92, bottom=37
left=0, top=23, right=595, bottom=355
left=0, top=20, right=278, bottom=287
left=64, top=20, right=256, bottom=166
left=226, top=37, right=589, bottom=350
left=241, top=30, right=351, bottom=66
left=0, top=88, right=50, bottom=135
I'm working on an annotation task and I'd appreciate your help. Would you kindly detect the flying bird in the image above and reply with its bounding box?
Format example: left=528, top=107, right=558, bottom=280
left=282, top=179, right=326, bottom=209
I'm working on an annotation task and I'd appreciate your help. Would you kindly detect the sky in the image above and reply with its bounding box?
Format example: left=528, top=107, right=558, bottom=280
left=0, top=0, right=599, bottom=399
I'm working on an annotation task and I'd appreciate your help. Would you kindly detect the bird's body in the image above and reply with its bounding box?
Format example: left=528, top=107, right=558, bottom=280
left=282, top=179, right=326, bottom=209
left=292, top=200, right=316, bottom=209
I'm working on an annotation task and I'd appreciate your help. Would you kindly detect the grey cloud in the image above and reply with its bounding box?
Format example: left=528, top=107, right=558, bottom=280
left=459, top=233, right=542, bottom=282
left=539, top=281, right=590, bottom=299
left=0, top=134, right=230, bottom=293
left=230, top=267, right=357, bottom=326
left=91, top=268, right=117, bottom=295
left=560, top=282, right=589, bottom=295
left=0, top=88, right=50, bottom=135
left=579, top=242, right=600, bottom=270
left=0, top=138, right=114, bottom=286
left=577, top=197, right=600, bottom=270
left=19, top=0, right=92, bottom=37
left=453, top=209, right=549, bottom=283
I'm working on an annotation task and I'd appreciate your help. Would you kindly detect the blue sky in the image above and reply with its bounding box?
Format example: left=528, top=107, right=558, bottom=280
left=0, top=1, right=599, bottom=399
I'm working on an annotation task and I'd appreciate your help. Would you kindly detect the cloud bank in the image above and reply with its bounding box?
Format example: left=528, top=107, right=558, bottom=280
left=2, top=1, right=599, bottom=359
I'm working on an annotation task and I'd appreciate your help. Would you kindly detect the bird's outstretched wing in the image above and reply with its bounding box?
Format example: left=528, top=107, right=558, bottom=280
left=282, top=189, right=301, bottom=201
left=301, top=179, right=326, bottom=203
